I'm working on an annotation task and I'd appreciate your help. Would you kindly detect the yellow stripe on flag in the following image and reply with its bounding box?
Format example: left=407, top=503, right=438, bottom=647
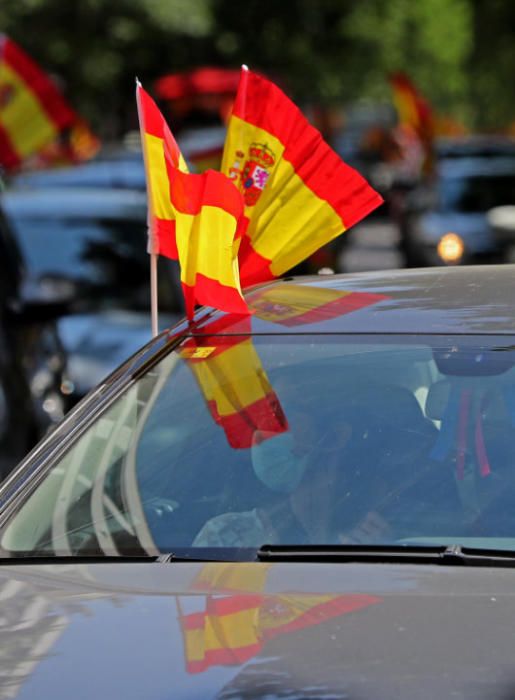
left=0, top=62, right=58, bottom=158
left=144, top=132, right=175, bottom=220
left=176, top=205, right=245, bottom=290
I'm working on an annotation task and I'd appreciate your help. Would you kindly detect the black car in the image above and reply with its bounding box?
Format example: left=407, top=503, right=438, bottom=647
left=2, top=186, right=182, bottom=402
left=2, top=266, right=515, bottom=697
left=0, top=206, right=68, bottom=479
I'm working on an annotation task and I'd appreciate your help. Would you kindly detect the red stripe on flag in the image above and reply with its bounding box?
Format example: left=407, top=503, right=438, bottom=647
left=168, top=167, right=243, bottom=218
left=186, top=642, right=263, bottom=674
left=155, top=217, right=178, bottom=259
left=137, top=85, right=183, bottom=167
left=237, top=234, right=275, bottom=288
left=0, top=122, right=21, bottom=169
left=212, top=392, right=289, bottom=448
left=182, top=274, right=249, bottom=318
left=3, top=37, right=75, bottom=128
left=232, top=71, right=383, bottom=228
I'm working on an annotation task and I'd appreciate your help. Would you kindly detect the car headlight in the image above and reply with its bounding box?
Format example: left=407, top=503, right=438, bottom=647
left=437, top=232, right=464, bottom=264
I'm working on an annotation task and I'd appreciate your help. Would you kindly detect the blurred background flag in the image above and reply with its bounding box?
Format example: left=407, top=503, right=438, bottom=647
left=221, top=67, right=384, bottom=287
left=0, top=35, right=98, bottom=172
left=179, top=315, right=288, bottom=448
left=136, top=82, right=249, bottom=322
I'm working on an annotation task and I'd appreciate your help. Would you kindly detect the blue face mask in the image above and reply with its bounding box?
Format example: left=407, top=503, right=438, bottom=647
left=251, top=432, right=309, bottom=494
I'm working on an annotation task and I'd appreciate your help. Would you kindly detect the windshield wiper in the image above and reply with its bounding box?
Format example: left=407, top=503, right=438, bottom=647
left=0, top=554, right=162, bottom=564
left=256, top=544, right=515, bottom=567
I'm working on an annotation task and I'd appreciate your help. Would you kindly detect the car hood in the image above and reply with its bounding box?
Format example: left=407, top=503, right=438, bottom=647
left=2, top=560, right=515, bottom=699
left=418, top=212, right=492, bottom=251
left=57, top=310, right=180, bottom=395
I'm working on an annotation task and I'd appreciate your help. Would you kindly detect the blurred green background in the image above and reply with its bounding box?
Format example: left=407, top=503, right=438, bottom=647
left=2, top=0, right=514, bottom=139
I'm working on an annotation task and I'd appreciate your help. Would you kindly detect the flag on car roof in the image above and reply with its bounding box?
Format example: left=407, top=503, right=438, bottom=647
left=0, top=35, right=98, bottom=172
left=221, top=67, right=384, bottom=287
left=136, top=82, right=248, bottom=319
left=178, top=315, right=288, bottom=448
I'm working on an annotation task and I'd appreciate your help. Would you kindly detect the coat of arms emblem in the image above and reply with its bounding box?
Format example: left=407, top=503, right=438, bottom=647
left=228, top=142, right=276, bottom=207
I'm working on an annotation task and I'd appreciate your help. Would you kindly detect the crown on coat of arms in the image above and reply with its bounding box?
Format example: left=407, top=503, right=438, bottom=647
left=248, top=142, right=275, bottom=169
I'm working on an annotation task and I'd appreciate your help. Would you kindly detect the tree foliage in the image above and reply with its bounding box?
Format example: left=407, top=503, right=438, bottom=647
left=1, top=0, right=514, bottom=135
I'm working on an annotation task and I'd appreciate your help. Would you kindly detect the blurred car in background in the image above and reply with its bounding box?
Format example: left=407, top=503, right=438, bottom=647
left=2, top=187, right=182, bottom=404
left=0, top=205, right=69, bottom=479
left=487, top=205, right=515, bottom=262
left=398, top=156, right=515, bottom=266
left=435, top=135, right=515, bottom=160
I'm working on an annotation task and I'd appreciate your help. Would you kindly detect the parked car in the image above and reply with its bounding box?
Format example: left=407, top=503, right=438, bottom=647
left=2, top=266, right=515, bottom=697
left=398, top=156, right=515, bottom=266
left=0, top=205, right=68, bottom=479
left=2, top=187, right=182, bottom=403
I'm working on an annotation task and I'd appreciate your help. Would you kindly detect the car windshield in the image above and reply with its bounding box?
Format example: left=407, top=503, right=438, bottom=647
left=8, top=217, right=179, bottom=312
left=440, top=173, right=515, bottom=213
left=3, top=333, right=515, bottom=559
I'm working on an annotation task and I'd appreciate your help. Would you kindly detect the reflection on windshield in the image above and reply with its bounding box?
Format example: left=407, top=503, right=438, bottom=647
left=179, top=317, right=288, bottom=448
left=179, top=563, right=381, bottom=674
left=5, top=335, right=515, bottom=557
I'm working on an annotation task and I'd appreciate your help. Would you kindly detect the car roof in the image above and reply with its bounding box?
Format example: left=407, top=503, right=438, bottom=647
left=168, top=265, right=515, bottom=337
left=2, top=187, right=147, bottom=221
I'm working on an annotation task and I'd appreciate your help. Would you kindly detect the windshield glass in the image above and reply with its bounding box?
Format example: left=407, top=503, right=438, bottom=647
left=9, top=217, right=180, bottom=312
left=440, top=173, right=515, bottom=212
left=4, top=333, right=515, bottom=558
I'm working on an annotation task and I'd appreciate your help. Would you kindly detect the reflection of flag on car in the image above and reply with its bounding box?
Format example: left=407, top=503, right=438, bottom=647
left=179, top=590, right=381, bottom=674
left=0, top=35, right=96, bottom=172
left=136, top=83, right=248, bottom=319
left=179, top=316, right=288, bottom=448
left=248, top=283, right=388, bottom=327
left=221, top=67, right=383, bottom=287
left=179, top=317, right=287, bottom=447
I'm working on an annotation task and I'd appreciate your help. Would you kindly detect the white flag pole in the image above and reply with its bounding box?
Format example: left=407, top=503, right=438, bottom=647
left=136, top=77, right=159, bottom=337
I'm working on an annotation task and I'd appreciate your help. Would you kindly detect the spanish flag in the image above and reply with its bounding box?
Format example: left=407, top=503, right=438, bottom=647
left=389, top=72, right=434, bottom=140
left=0, top=35, right=78, bottom=172
left=248, top=283, right=388, bottom=327
left=136, top=82, right=248, bottom=319
left=179, top=315, right=288, bottom=448
left=179, top=591, right=381, bottom=674
left=221, top=67, right=384, bottom=287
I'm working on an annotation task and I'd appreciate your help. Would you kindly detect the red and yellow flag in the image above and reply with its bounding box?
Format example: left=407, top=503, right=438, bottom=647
left=179, top=315, right=288, bottom=448
left=0, top=35, right=80, bottom=172
left=221, top=68, right=384, bottom=287
left=136, top=82, right=248, bottom=319
left=247, top=284, right=388, bottom=327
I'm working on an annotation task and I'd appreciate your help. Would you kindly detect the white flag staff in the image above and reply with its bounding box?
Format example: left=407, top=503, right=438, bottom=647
left=135, top=77, right=159, bottom=338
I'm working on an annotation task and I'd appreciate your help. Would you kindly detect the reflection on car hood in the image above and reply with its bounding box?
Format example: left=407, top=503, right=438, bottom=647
left=2, top=560, right=515, bottom=699
left=57, top=311, right=180, bottom=394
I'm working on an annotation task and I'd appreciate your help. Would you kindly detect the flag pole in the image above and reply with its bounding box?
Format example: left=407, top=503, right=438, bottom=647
left=150, top=250, right=158, bottom=337
left=135, top=77, right=159, bottom=337
left=240, top=64, right=249, bottom=121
